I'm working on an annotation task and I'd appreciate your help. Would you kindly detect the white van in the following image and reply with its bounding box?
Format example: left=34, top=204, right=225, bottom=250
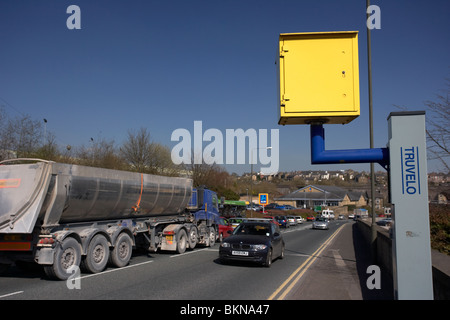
left=321, top=209, right=334, bottom=220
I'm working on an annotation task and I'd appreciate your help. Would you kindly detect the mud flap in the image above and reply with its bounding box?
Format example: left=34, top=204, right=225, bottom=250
left=35, top=247, right=55, bottom=265
left=160, top=224, right=183, bottom=251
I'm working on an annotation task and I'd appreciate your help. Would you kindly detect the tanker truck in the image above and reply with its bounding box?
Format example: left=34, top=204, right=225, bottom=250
left=0, top=159, right=220, bottom=280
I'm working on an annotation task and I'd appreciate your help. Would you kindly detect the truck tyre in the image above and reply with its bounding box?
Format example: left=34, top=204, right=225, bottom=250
left=45, top=237, right=82, bottom=280
left=81, top=234, right=110, bottom=274
left=208, top=227, right=216, bottom=247
left=109, top=232, right=133, bottom=268
left=188, top=226, right=198, bottom=249
left=176, top=229, right=187, bottom=254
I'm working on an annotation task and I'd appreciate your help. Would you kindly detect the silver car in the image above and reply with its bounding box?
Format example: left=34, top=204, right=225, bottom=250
left=312, top=217, right=329, bottom=230
left=287, top=216, right=297, bottom=226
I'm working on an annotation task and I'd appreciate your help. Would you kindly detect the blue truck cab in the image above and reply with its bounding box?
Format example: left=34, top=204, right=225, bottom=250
left=187, top=187, right=221, bottom=225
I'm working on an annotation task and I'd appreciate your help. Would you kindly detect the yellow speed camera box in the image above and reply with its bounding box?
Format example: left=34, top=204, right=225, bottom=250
left=278, top=31, right=360, bottom=125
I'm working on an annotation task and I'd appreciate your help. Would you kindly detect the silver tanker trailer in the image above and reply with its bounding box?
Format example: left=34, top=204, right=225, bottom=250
left=0, top=159, right=220, bottom=280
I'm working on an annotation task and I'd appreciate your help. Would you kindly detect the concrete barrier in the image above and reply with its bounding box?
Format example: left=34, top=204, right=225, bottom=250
left=356, top=219, right=450, bottom=300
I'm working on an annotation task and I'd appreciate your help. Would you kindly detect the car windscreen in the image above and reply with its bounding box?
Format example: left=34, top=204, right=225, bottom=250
left=234, top=224, right=270, bottom=236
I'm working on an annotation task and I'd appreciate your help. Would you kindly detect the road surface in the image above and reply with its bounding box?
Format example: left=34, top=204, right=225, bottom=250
left=0, top=220, right=351, bottom=300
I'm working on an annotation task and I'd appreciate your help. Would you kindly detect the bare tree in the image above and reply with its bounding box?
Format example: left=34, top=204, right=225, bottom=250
left=0, top=107, right=9, bottom=160
left=76, top=137, right=124, bottom=170
left=31, top=132, right=60, bottom=160
left=183, top=151, right=235, bottom=195
left=425, top=82, right=450, bottom=172
left=0, top=109, right=42, bottom=160
left=120, top=128, right=181, bottom=176
left=120, top=128, right=153, bottom=172
left=395, top=81, right=450, bottom=173
left=147, top=143, right=180, bottom=176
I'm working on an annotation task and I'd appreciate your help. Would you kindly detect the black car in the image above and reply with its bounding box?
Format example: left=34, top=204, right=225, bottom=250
left=219, top=221, right=285, bottom=267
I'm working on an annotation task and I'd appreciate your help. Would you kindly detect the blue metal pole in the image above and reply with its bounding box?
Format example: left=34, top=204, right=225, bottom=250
left=310, top=124, right=389, bottom=169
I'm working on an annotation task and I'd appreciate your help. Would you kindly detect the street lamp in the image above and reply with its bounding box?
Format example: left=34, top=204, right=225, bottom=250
left=250, top=146, right=272, bottom=217
left=43, top=118, right=47, bottom=144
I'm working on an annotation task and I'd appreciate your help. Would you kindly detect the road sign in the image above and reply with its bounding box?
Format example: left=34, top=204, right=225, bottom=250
left=258, top=193, right=269, bottom=205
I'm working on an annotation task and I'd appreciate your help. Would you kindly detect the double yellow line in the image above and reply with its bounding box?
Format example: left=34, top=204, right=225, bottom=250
left=267, top=223, right=346, bottom=300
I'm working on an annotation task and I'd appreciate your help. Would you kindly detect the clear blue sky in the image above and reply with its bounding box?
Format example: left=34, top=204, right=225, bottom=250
left=1, top=0, right=449, bottom=174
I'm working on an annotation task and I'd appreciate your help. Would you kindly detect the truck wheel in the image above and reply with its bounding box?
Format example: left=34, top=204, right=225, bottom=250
left=81, top=234, right=110, bottom=274
left=45, top=237, right=82, bottom=280
left=188, top=226, right=198, bottom=249
left=176, top=229, right=187, bottom=254
left=208, top=227, right=216, bottom=247
left=109, top=232, right=133, bottom=268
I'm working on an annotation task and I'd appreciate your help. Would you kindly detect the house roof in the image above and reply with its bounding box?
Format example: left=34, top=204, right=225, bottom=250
left=275, top=185, right=367, bottom=202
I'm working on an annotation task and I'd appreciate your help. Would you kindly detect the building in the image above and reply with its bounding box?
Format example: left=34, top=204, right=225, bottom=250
left=275, top=185, right=368, bottom=209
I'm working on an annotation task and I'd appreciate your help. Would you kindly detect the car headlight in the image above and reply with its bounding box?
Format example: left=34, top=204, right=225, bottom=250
left=252, top=244, right=267, bottom=250
left=220, top=242, right=230, bottom=248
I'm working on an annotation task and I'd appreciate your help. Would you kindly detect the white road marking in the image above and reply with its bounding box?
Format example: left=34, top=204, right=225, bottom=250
left=79, top=260, right=154, bottom=280
left=169, top=247, right=219, bottom=257
left=0, top=291, right=24, bottom=299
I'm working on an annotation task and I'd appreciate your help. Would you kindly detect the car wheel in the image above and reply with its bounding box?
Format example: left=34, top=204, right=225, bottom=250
left=264, top=248, right=272, bottom=268
left=279, top=244, right=285, bottom=259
